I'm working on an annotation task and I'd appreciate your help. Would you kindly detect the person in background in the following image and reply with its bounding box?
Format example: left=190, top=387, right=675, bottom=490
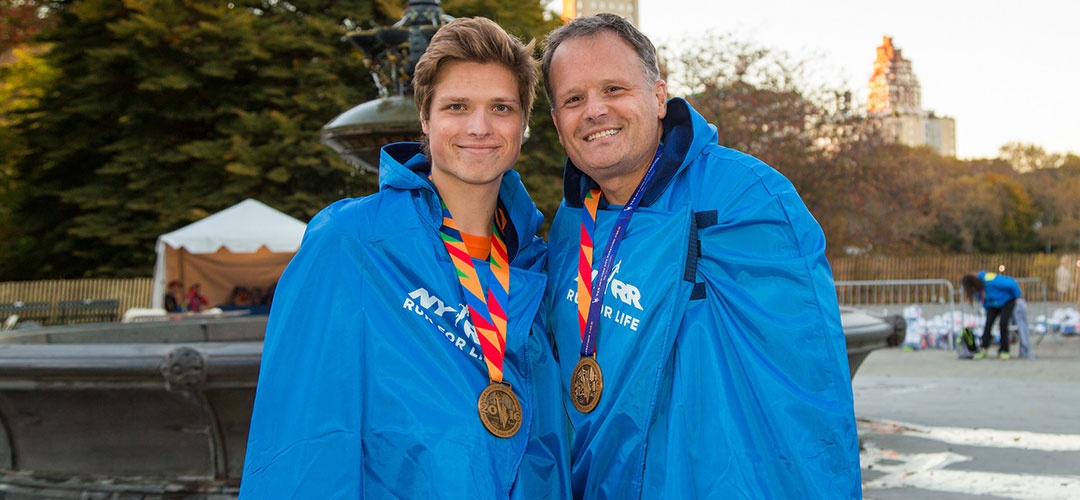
left=1012, top=296, right=1034, bottom=359
left=1055, top=255, right=1072, bottom=301
left=240, top=17, right=570, bottom=499
left=229, top=286, right=252, bottom=307
left=540, top=13, right=858, bottom=498
left=961, top=271, right=1022, bottom=360
left=185, top=283, right=208, bottom=312
left=164, top=280, right=185, bottom=312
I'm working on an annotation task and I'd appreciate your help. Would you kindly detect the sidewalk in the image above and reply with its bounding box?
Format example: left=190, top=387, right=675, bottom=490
left=858, top=332, right=1080, bottom=383
left=855, top=332, right=1080, bottom=434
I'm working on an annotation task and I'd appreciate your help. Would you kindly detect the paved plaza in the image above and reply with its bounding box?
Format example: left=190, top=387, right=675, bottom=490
left=855, top=316, right=1080, bottom=499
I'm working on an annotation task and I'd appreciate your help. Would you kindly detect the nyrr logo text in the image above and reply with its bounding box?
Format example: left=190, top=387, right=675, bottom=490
left=564, top=261, right=644, bottom=332
left=402, top=288, right=483, bottom=362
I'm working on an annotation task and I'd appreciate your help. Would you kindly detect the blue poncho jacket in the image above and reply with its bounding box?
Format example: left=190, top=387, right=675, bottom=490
left=545, top=98, right=860, bottom=498
left=977, top=271, right=1022, bottom=308
left=241, top=143, right=571, bottom=499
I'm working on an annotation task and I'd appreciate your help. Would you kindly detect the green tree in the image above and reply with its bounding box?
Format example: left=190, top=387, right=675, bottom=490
left=0, top=44, right=56, bottom=264
left=0, top=0, right=564, bottom=279
left=1, top=0, right=394, bottom=279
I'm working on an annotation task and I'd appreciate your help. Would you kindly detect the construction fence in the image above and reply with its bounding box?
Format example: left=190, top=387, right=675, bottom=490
left=830, top=253, right=1077, bottom=304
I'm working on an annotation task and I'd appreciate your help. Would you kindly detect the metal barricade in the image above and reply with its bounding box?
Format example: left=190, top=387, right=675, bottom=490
left=836, top=277, right=1053, bottom=350
left=835, top=279, right=958, bottom=348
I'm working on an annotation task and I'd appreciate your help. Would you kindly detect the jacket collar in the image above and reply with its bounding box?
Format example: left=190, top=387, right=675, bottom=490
left=376, top=142, right=541, bottom=262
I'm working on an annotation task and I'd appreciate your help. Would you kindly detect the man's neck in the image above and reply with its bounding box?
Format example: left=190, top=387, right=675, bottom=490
left=591, top=139, right=663, bottom=206
left=432, top=175, right=501, bottom=237
left=596, top=167, right=649, bottom=206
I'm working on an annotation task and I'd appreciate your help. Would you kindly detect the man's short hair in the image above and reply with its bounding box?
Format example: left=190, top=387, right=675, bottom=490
left=541, top=13, right=660, bottom=103
left=413, top=17, right=539, bottom=126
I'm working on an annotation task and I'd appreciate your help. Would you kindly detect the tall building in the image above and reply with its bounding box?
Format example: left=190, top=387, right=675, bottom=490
left=866, top=36, right=956, bottom=157
left=562, top=0, right=639, bottom=26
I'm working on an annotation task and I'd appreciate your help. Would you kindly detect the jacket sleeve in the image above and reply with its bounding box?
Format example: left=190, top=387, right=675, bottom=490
left=688, top=149, right=860, bottom=497
left=1010, top=279, right=1023, bottom=300
left=240, top=213, right=368, bottom=499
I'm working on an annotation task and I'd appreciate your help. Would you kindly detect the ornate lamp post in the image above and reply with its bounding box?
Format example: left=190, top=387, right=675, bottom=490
left=320, top=0, right=454, bottom=173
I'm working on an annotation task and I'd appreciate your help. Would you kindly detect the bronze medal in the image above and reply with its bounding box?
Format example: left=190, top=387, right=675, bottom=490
left=478, top=382, right=522, bottom=438
left=570, top=356, right=604, bottom=413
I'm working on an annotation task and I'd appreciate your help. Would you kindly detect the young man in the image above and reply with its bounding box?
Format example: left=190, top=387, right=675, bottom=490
left=541, top=14, right=860, bottom=498
left=241, top=17, right=569, bottom=498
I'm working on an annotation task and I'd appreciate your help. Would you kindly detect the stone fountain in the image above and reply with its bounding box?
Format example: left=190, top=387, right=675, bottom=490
left=321, top=0, right=453, bottom=173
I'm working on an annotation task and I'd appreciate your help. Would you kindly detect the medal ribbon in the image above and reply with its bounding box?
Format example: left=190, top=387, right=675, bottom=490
left=577, top=144, right=664, bottom=357
left=438, top=200, right=511, bottom=383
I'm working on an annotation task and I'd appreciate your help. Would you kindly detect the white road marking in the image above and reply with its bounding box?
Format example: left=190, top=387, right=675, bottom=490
left=861, top=419, right=1080, bottom=499
left=863, top=419, right=1080, bottom=451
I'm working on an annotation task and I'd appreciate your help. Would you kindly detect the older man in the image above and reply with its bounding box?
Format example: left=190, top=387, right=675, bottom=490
left=541, top=13, right=860, bottom=498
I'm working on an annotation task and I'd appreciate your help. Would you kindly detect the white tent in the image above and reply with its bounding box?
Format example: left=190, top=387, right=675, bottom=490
left=150, top=199, right=307, bottom=310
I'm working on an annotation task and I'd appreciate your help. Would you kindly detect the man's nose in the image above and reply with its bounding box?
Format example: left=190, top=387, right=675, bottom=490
left=582, top=93, right=608, bottom=120
left=467, top=110, right=493, bottom=136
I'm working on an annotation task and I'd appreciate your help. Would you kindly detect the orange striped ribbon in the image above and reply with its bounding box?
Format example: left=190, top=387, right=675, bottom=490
left=438, top=201, right=511, bottom=382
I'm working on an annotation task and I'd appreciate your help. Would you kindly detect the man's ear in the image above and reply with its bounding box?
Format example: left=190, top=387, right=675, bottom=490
left=550, top=109, right=567, bottom=147
left=655, top=80, right=668, bottom=120
left=420, top=116, right=429, bottom=135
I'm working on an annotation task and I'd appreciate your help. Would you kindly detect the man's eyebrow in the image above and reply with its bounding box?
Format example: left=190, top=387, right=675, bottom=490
left=552, top=84, right=582, bottom=98
left=434, top=95, right=520, bottom=104
left=557, top=77, right=635, bottom=95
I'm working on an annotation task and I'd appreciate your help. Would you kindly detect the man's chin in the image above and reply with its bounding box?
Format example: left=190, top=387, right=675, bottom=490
left=572, top=159, right=620, bottom=175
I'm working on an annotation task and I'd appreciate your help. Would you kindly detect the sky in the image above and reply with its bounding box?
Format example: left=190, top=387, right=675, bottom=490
left=549, top=0, right=1079, bottom=159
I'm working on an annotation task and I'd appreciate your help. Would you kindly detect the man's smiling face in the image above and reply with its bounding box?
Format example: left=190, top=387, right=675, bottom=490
left=548, top=31, right=667, bottom=203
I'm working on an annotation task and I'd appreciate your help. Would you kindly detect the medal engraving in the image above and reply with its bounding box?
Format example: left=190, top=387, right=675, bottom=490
left=478, top=383, right=522, bottom=438
left=570, top=356, right=604, bottom=413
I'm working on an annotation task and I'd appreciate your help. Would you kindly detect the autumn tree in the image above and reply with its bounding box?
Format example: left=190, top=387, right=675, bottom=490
left=999, top=142, right=1066, bottom=173
left=924, top=173, right=1041, bottom=253
left=0, top=0, right=55, bottom=54
left=662, top=32, right=915, bottom=255
left=1017, top=150, right=1080, bottom=252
